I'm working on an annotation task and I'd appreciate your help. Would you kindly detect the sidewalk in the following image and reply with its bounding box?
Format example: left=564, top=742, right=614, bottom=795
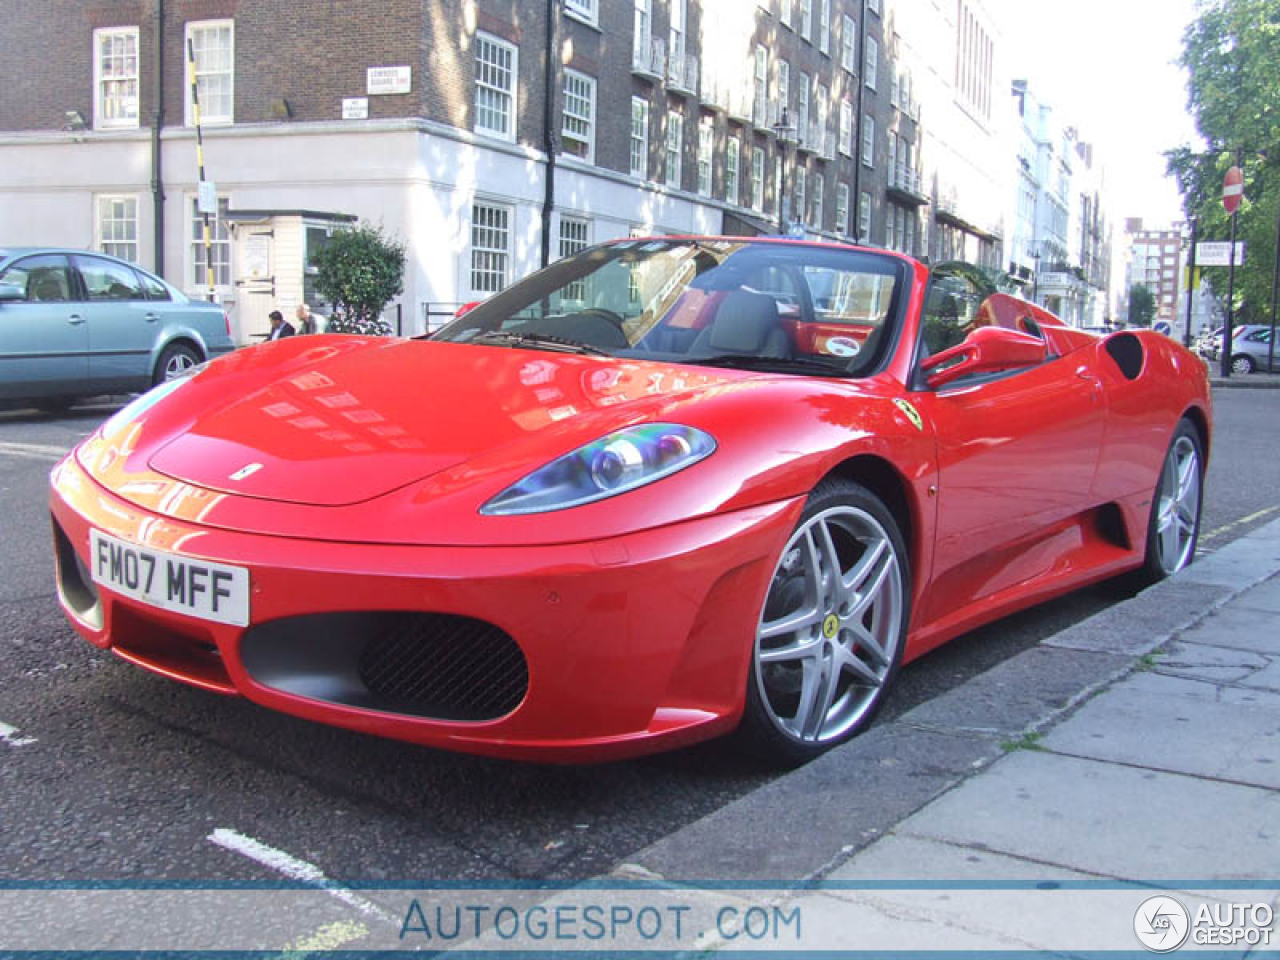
left=613, top=517, right=1280, bottom=953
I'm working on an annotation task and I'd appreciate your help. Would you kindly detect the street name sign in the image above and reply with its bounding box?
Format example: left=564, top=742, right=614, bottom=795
left=1195, top=241, right=1245, bottom=267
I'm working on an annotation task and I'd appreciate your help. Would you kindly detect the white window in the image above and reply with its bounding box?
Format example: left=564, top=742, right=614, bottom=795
left=777, top=60, right=790, bottom=127
left=97, top=195, right=139, bottom=262
left=665, top=109, right=683, bottom=189
left=559, top=215, right=590, bottom=300
left=670, top=0, right=687, bottom=63
left=697, top=118, right=713, bottom=196
left=751, top=146, right=765, bottom=212
left=865, top=36, right=878, bottom=90
left=886, top=203, right=896, bottom=250
left=753, top=45, right=769, bottom=126
left=862, top=115, right=874, bottom=167
left=634, top=0, right=651, bottom=62
left=562, top=69, right=596, bottom=162
left=836, top=183, right=850, bottom=236
left=839, top=99, right=853, bottom=155
left=471, top=202, right=511, bottom=293
left=796, top=70, right=810, bottom=145
left=185, top=20, right=234, bottom=125
left=858, top=191, right=871, bottom=243
left=815, top=84, right=828, bottom=148
left=781, top=0, right=793, bottom=28
left=630, top=97, right=649, bottom=178
left=819, top=0, right=831, bottom=54
left=726, top=136, right=740, bottom=205
left=94, top=27, right=139, bottom=129
left=841, top=16, right=856, bottom=72
left=891, top=71, right=900, bottom=108
left=800, top=0, right=813, bottom=41
left=475, top=32, right=517, bottom=140
left=190, top=196, right=231, bottom=288
left=812, top=173, right=824, bottom=228
left=867, top=0, right=880, bottom=13
left=564, top=0, right=598, bottom=26
left=794, top=167, right=806, bottom=224
left=887, top=135, right=897, bottom=181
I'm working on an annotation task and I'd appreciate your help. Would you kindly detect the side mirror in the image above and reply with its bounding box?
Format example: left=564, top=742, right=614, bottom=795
left=0, top=282, right=23, bottom=303
left=921, top=325, right=1048, bottom=390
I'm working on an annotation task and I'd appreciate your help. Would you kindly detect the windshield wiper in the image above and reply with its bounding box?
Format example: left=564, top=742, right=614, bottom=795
left=691, top=354, right=851, bottom=376
left=471, top=331, right=612, bottom=356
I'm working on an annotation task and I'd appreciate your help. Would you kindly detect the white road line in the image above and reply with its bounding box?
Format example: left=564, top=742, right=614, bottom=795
left=0, top=440, right=70, bottom=462
left=0, top=721, right=37, bottom=746
left=207, top=828, right=399, bottom=925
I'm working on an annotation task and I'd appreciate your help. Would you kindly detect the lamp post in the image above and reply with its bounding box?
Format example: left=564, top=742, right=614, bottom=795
left=1031, top=249, right=1041, bottom=303
left=773, top=107, right=796, bottom=233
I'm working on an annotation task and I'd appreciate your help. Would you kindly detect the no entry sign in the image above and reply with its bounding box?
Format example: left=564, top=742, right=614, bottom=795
left=1223, top=166, right=1244, bottom=214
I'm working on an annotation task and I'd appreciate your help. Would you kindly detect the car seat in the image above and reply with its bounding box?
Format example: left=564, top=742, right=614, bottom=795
left=690, top=289, right=792, bottom=358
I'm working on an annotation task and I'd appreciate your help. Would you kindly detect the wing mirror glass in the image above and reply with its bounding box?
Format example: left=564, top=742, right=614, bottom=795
left=921, top=325, right=1048, bottom=390
left=0, top=282, right=23, bottom=303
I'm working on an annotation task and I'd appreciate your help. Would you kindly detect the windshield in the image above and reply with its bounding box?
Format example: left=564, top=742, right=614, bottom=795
left=431, top=239, right=908, bottom=376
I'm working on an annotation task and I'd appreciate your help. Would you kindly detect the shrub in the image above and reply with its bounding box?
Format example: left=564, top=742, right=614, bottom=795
left=311, top=223, right=405, bottom=336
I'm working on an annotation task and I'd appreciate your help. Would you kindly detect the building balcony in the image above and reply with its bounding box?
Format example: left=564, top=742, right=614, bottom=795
left=725, top=86, right=753, bottom=124
left=668, top=51, right=699, bottom=96
left=632, top=34, right=665, bottom=81
left=886, top=165, right=927, bottom=204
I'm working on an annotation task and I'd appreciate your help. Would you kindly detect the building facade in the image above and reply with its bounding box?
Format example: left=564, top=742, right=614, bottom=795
left=1124, top=218, right=1184, bottom=329
left=2, top=0, right=1056, bottom=343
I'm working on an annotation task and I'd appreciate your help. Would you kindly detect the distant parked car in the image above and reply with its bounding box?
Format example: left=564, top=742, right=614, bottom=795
left=1203, top=324, right=1277, bottom=373
left=0, top=248, right=234, bottom=412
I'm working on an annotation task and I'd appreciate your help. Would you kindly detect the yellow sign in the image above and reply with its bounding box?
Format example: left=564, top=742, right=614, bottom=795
left=1182, top=266, right=1202, bottom=291
left=894, top=398, right=924, bottom=432
left=823, top=614, right=840, bottom=639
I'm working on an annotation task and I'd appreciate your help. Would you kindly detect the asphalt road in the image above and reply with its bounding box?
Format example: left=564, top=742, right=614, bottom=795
left=1, top=388, right=1277, bottom=886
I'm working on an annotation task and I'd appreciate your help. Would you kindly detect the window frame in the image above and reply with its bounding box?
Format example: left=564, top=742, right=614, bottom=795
left=841, top=16, right=856, bottom=72
left=696, top=118, right=714, bottom=196
left=470, top=200, right=513, bottom=295
left=564, top=0, right=598, bottom=27
left=184, top=19, right=235, bottom=127
left=188, top=194, right=232, bottom=293
left=819, top=0, right=831, bottom=54
left=865, top=36, right=878, bottom=90
left=95, top=194, right=141, bottom=264
left=561, top=68, right=597, bottom=163
left=474, top=31, right=518, bottom=141
left=861, top=114, right=875, bottom=168
left=726, top=135, right=741, bottom=206
left=836, top=183, right=850, bottom=236
left=93, top=26, right=140, bottom=130
left=630, top=96, right=650, bottom=178
left=665, top=108, right=684, bottom=190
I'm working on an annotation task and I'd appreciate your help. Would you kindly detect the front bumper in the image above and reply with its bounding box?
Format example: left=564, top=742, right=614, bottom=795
left=51, top=454, right=801, bottom=763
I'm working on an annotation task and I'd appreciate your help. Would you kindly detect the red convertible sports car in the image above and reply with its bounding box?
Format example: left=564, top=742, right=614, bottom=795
left=50, top=238, right=1211, bottom=764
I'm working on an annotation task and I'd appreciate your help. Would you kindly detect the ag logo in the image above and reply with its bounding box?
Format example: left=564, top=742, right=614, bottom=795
left=1134, top=895, right=1190, bottom=952
left=228, top=462, right=263, bottom=482
left=893, top=398, right=924, bottom=432
left=822, top=614, right=840, bottom=639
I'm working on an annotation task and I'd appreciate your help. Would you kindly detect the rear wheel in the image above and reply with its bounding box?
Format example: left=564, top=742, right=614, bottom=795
left=1139, top=420, right=1203, bottom=583
left=153, top=342, right=201, bottom=386
left=739, top=477, right=910, bottom=766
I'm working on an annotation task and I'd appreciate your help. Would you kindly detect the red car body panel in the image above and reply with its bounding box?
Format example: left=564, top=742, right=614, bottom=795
left=49, top=240, right=1212, bottom=762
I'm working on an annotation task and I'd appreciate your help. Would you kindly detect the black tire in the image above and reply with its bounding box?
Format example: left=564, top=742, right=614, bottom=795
left=736, top=477, right=911, bottom=766
left=153, top=342, right=202, bottom=386
left=1230, top=354, right=1256, bottom=375
left=1137, top=419, right=1204, bottom=584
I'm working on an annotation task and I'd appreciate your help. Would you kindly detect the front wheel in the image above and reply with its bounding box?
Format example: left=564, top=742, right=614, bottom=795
left=1138, top=419, right=1204, bottom=583
left=1230, top=354, right=1256, bottom=375
left=738, top=477, right=910, bottom=766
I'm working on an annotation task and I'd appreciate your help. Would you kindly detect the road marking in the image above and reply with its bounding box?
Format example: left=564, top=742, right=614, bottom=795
left=207, top=828, right=398, bottom=925
left=281, top=919, right=370, bottom=955
left=1200, top=504, right=1280, bottom=543
left=0, top=440, right=70, bottom=462
left=0, top=721, right=37, bottom=746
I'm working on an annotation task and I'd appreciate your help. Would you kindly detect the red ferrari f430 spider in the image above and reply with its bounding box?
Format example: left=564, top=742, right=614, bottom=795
left=51, top=238, right=1210, bottom=764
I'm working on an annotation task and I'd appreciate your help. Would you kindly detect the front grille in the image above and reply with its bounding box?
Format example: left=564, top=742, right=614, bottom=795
left=358, top=613, right=528, bottom=722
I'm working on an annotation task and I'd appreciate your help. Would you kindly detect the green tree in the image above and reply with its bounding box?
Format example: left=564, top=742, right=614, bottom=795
left=311, top=222, right=406, bottom=335
left=1129, top=284, right=1157, bottom=327
left=1166, top=0, right=1280, bottom=324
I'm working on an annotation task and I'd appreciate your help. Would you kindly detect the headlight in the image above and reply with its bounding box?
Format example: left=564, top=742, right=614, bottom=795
left=481, top=423, right=716, bottom=515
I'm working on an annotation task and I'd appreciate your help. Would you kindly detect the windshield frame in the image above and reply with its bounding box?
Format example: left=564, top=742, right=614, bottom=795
left=430, top=237, right=913, bottom=379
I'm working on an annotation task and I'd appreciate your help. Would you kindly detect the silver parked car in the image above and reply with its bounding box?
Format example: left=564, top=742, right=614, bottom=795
left=1203, top=323, right=1278, bottom=374
left=0, top=248, right=234, bottom=412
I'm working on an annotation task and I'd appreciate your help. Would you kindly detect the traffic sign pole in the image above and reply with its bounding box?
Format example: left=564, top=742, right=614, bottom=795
left=1183, top=217, right=1197, bottom=348
left=1220, top=161, right=1244, bottom=379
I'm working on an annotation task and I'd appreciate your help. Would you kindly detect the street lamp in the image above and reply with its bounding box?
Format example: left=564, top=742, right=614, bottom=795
left=772, top=107, right=797, bottom=233
left=1030, top=249, right=1042, bottom=303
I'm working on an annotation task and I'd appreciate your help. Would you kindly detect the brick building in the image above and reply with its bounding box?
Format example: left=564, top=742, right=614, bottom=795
left=0, top=0, right=1002, bottom=343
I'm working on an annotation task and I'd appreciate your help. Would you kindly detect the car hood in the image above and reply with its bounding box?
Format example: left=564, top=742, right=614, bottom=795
left=139, top=336, right=748, bottom=507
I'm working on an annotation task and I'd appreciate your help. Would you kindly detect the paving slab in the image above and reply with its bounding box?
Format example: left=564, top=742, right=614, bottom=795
left=1155, top=639, right=1272, bottom=684
left=823, top=834, right=1094, bottom=883
left=895, top=751, right=1280, bottom=880
left=1241, top=660, right=1280, bottom=693
left=1184, top=537, right=1280, bottom=589
left=1043, top=581, right=1230, bottom=656
left=1041, top=671, right=1280, bottom=789
left=617, top=725, right=999, bottom=882
left=1174, top=604, right=1280, bottom=656
left=900, top=646, right=1130, bottom=738
left=1234, top=575, right=1280, bottom=614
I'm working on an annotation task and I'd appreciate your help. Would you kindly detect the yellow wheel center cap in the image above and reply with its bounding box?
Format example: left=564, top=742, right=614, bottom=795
left=822, top=614, right=840, bottom=640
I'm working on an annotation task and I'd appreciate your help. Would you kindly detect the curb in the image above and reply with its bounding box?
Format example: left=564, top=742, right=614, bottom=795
left=611, top=516, right=1280, bottom=884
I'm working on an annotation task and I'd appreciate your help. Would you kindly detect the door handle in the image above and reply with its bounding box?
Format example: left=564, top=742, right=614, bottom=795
left=66, top=314, right=84, bottom=325
left=144, top=313, right=159, bottom=322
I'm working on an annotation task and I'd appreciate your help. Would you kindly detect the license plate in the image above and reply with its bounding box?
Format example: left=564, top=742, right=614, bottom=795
left=89, top=529, right=250, bottom=627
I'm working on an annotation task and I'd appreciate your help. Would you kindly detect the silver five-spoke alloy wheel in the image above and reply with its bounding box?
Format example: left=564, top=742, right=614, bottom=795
left=1155, top=432, right=1201, bottom=574
left=754, top=502, right=905, bottom=747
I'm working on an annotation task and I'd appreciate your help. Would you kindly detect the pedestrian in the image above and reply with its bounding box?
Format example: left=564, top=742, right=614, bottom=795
left=268, top=309, right=296, bottom=340
left=295, top=303, right=316, bottom=335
